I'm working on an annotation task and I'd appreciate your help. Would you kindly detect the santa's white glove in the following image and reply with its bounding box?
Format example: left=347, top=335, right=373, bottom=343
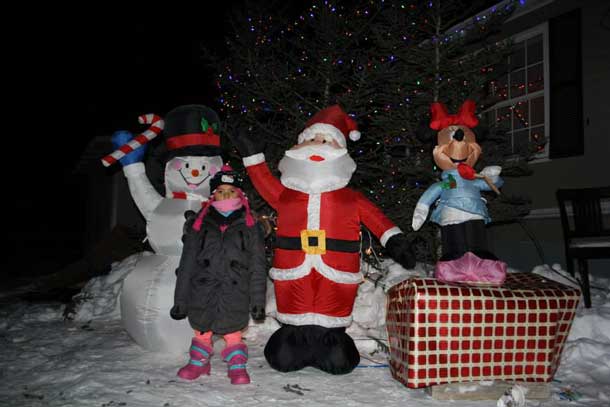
left=411, top=203, right=429, bottom=231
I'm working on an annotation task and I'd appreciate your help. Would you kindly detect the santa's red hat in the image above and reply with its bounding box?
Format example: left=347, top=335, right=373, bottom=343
left=297, top=105, right=360, bottom=148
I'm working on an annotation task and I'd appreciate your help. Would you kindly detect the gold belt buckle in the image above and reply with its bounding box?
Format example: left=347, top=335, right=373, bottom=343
left=300, top=229, right=326, bottom=255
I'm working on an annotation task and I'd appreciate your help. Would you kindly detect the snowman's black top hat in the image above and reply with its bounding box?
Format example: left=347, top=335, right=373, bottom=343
left=163, top=104, right=222, bottom=159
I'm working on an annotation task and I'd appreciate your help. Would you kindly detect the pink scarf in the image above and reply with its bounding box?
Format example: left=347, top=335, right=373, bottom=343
left=192, top=189, right=255, bottom=231
left=211, top=198, right=242, bottom=213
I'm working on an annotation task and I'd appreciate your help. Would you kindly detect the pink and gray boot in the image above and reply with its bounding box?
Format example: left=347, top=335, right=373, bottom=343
left=221, top=343, right=251, bottom=385
left=177, top=338, right=213, bottom=380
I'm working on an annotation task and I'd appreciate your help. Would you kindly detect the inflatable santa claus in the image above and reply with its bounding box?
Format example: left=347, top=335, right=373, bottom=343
left=229, top=105, right=415, bottom=374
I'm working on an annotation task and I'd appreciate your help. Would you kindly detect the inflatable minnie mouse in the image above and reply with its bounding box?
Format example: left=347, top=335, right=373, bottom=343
left=411, top=100, right=507, bottom=285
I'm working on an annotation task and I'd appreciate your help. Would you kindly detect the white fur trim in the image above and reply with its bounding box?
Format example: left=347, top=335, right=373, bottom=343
left=307, top=193, right=321, bottom=229
left=122, top=162, right=146, bottom=177
left=269, top=262, right=312, bottom=281
left=243, top=153, right=265, bottom=167
left=297, top=123, right=347, bottom=148
left=275, top=311, right=353, bottom=328
left=269, top=255, right=363, bottom=284
left=315, top=256, right=364, bottom=284
left=349, top=130, right=361, bottom=141
left=380, top=226, right=402, bottom=247
left=280, top=174, right=350, bottom=194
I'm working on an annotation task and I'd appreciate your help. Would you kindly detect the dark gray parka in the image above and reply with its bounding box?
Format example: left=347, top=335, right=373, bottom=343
left=174, top=208, right=267, bottom=334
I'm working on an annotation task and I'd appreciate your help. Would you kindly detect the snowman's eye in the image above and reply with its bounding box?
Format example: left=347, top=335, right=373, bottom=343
left=201, top=165, right=206, bottom=171
left=185, top=163, right=190, bottom=168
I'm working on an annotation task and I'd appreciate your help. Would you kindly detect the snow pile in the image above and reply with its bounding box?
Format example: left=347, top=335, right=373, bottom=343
left=533, top=266, right=610, bottom=403
left=530, top=263, right=582, bottom=289
left=1, top=263, right=609, bottom=406
left=66, top=252, right=148, bottom=322
left=347, top=261, right=429, bottom=354
left=67, top=257, right=428, bottom=352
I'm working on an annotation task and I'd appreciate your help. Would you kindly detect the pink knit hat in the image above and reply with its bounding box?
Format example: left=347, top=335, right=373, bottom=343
left=192, top=165, right=255, bottom=231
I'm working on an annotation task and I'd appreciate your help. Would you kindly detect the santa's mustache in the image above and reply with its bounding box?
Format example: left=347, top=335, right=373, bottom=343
left=284, top=144, right=348, bottom=161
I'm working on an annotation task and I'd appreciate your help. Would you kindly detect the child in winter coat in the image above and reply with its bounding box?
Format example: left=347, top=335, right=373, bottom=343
left=170, top=165, right=267, bottom=384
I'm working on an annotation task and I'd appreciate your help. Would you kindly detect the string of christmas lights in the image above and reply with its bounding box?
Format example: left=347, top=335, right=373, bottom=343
left=212, top=0, right=534, bottom=264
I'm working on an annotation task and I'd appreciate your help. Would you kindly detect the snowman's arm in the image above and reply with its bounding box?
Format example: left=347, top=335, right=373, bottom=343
left=123, top=163, right=163, bottom=222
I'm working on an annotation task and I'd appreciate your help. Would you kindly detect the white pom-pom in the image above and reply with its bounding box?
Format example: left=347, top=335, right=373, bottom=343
left=349, top=130, right=361, bottom=141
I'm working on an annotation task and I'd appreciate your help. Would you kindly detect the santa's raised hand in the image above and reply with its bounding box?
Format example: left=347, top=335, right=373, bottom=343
left=227, top=125, right=265, bottom=159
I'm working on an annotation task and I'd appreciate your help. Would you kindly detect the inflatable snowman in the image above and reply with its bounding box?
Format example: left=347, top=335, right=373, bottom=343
left=113, top=105, right=223, bottom=353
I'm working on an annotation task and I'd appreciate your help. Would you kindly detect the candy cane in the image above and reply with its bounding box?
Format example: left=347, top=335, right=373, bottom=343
left=101, top=113, right=165, bottom=167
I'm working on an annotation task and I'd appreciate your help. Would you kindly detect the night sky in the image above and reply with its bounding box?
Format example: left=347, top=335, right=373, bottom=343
left=58, top=7, right=232, bottom=161
left=9, top=5, right=236, bottom=275
left=14, top=6, right=235, bottom=178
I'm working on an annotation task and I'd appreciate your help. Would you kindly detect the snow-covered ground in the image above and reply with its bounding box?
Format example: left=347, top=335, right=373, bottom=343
left=1, top=255, right=609, bottom=407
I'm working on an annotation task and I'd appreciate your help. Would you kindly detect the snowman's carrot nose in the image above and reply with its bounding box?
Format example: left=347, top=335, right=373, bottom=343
left=101, top=114, right=164, bottom=167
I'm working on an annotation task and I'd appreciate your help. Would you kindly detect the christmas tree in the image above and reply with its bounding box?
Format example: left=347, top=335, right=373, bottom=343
left=211, top=0, right=533, bottom=264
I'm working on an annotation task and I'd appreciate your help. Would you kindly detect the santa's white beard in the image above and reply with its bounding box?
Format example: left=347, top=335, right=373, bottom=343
left=278, top=146, right=357, bottom=194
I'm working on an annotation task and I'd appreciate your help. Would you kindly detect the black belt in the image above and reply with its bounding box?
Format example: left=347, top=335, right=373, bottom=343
left=275, top=236, right=360, bottom=253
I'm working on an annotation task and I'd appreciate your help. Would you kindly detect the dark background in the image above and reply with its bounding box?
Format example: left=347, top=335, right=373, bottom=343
left=7, top=1, right=506, bottom=280
left=8, top=5, right=237, bottom=278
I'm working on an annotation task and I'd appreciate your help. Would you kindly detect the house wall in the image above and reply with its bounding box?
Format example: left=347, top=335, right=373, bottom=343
left=81, top=165, right=145, bottom=254
left=82, top=165, right=114, bottom=253
left=489, top=0, right=610, bottom=276
left=111, top=171, right=147, bottom=235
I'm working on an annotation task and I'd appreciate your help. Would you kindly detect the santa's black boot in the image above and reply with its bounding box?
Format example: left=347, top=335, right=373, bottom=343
left=264, top=325, right=311, bottom=372
left=310, top=326, right=360, bottom=375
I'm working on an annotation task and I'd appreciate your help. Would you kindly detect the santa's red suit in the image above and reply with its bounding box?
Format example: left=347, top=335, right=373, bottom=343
left=244, top=156, right=401, bottom=328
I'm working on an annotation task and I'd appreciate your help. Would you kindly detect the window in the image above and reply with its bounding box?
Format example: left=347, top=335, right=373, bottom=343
left=484, top=23, right=549, bottom=159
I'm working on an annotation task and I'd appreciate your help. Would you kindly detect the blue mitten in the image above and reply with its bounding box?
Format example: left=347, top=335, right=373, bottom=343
left=111, top=130, right=148, bottom=166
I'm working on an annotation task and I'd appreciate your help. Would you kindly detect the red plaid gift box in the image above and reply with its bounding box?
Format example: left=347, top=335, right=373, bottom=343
left=386, top=272, right=580, bottom=389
